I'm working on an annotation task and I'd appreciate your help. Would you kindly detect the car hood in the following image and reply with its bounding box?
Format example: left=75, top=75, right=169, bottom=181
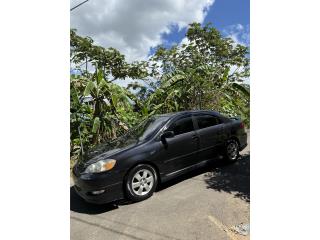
left=81, top=138, right=140, bottom=166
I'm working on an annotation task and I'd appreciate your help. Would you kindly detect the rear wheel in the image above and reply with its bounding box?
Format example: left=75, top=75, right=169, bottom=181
left=124, top=164, right=158, bottom=202
left=224, top=139, right=239, bottom=162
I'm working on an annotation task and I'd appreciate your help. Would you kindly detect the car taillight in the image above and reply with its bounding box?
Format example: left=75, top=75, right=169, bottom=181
left=240, top=122, right=245, bottom=129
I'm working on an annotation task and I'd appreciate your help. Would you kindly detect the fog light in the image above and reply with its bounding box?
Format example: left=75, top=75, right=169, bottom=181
left=91, top=190, right=105, bottom=195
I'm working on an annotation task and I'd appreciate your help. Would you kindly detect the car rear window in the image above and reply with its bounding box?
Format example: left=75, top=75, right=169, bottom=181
left=169, top=116, right=194, bottom=135
left=196, top=115, right=221, bottom=129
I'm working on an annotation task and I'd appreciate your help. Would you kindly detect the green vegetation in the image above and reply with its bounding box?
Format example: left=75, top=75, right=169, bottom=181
left=70, top=23, right=249, bottom=166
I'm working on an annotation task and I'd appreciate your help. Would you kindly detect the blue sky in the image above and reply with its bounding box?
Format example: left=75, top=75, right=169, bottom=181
left=155, top=0, right=250, bottom=52
left=207, top=0, right=249, bottom=29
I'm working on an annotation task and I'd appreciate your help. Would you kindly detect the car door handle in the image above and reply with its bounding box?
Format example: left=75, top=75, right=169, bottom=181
left=192, top=135, right=199, bottom=140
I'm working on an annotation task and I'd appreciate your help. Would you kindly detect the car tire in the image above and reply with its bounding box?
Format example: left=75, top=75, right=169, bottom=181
left=124, top=164, right=158, bottom=202
left=224, top=139, right=239, bottom=162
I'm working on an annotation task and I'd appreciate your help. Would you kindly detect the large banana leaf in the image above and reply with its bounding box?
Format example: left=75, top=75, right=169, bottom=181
left=162, top=74, right=186, bottom=88
left=84, top=81, right=95, bottom=96
left=231, top=82, right=250, bottom=97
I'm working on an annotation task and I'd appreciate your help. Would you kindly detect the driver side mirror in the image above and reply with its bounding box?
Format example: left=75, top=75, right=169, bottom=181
left=161, top=130, right=175, bottom=140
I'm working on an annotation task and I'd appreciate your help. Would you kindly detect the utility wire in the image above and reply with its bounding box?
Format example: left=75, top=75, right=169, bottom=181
left=70, top=0, right=89, bottom=11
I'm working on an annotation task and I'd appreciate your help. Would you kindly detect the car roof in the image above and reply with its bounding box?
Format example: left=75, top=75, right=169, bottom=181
left=155, top=110, right=221, bottom=119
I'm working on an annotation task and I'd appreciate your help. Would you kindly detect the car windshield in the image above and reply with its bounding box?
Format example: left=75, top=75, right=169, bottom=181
left=122, top=115, right=169, bottom=142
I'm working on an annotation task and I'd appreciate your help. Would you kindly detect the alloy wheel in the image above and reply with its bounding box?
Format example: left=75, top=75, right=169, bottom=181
left=227, top=141, right=239, bottom=160
left=131, top=169, right=154, bottom=196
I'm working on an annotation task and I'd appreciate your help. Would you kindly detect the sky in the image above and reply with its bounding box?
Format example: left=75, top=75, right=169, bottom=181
left=157, top=0, right=250, bottom=51
left=70, top=0, right=250, bottom=84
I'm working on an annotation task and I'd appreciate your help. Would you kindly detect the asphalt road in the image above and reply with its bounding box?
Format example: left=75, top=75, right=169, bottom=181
left=71, top=132, right=250, bottom=240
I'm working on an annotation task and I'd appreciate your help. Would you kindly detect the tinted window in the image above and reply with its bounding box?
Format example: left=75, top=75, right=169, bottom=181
left=138, top=116, right=169, bottom=141
left=168, top=117, right=194, bottom=135
left=196, top=115, right=221, bottom=129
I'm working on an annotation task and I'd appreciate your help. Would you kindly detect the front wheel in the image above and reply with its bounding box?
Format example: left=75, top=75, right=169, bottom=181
left=124, top=164, right=158, bottom=202
left=224, top=139, right=239, bottom=162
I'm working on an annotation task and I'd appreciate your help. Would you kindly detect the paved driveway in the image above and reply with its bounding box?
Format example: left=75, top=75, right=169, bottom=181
left=71, top=132, right=250, bottom=240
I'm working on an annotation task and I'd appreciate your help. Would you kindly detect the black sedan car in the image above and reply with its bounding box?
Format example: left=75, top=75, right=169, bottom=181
left=72, top=110, right=247, bottom=204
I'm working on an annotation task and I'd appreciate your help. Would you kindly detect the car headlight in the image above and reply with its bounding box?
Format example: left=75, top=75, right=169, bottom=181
left=84, top=159, right=116, bottom=174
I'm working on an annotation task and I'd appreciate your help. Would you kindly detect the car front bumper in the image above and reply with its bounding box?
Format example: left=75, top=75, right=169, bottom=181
left=72, top=167, right=125, bottom=204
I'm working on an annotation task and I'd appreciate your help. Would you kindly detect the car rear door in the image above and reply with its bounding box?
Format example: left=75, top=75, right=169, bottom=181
left=194, top=114, right=225, bottom=161
left=159, top=115, right=200, bottom=174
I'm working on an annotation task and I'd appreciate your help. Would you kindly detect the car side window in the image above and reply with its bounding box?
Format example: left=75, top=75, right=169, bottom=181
left=168, top=116, right=194, bottom=135
left=196, top=115, right=221, bottom=129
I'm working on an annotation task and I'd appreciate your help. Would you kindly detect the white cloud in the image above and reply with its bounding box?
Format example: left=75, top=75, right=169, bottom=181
left=223, top=24, right=250, bottom=46
left=180, top=37, right=190, bottom=46
left=223, top=24, right=250, bottom=84
left=71, top=0, right=215, bottom=62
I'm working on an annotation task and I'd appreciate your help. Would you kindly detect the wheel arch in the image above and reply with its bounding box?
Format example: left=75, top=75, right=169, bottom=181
left=226, top=135, right=240, bottom=146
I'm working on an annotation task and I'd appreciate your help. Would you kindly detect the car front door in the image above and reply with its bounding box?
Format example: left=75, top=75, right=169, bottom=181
left=158, top=115, right=200, bottom=175
left=194, top=114, right=225, bottom=161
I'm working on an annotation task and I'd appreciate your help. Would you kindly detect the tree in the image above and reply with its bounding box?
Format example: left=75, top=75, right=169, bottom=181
left=70, top=30, right=148, bottom=164
left=146, top=23, right=250, bottom=122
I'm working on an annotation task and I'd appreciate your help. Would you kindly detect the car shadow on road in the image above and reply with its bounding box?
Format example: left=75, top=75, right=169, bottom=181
left=204, top=153, right=250, bottom=202
left=157, top=154, right=250, bottom=202
left=70, top=186, right=120, bottom=214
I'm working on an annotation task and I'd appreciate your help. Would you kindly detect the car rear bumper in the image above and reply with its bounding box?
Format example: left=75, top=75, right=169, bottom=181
left=72, top=168, right=125, bottom=204
left=239, top=131, right=248, bottom=151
